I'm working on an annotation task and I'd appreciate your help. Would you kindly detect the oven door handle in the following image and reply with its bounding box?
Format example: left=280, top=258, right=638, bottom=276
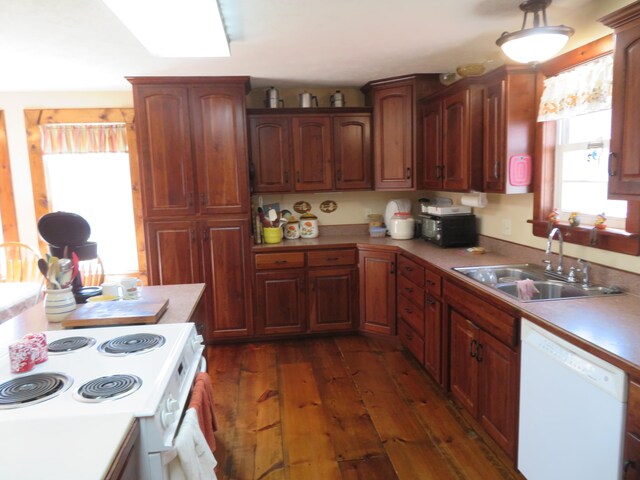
left=198, top=355, right=207, bottom=373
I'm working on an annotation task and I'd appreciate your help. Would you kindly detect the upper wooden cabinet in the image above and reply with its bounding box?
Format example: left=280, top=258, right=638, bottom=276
left=130, top=77, right=251, bottom=217
left=362, top=74, right=442, bottom=190
left=247, top=108, right=372, bottom=193
left=421, top=84, right=483, bottom=192
left=482, top=67, right=537, bottom=193
left=601, top=3, right=640, bottom=199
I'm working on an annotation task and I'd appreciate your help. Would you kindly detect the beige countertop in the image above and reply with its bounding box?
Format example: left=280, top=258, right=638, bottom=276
left=255, top=236, right=640, bottom=379
left=0, top=283, right=205, bottom=351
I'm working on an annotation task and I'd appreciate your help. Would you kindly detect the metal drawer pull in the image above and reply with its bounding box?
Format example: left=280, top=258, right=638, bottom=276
left=275, top=260, right=288, bottom=264
left=405, top=287, right=413, bottom=293
left=326, top=257, right=339, bottom=261
left=608, top=152, right=617, bottom=176
left=405, top=266, right=413, bottom=272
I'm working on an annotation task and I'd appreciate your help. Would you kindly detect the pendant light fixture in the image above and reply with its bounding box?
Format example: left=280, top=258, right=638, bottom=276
left=496, top=0, right=574, bottom=64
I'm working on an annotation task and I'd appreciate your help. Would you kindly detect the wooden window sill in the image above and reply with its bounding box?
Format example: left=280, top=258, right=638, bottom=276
left=529, top=219, right=640, bottom=256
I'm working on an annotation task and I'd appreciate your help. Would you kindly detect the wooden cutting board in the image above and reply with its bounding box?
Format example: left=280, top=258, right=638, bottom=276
left=61, top=298, right=169, bottom=328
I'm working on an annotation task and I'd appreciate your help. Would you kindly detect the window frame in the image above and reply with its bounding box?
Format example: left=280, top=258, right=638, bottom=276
left=24, top=108, right=148, bottom=281
left=0, top=111, right=18, bottom=242
left=531, top=34, right=640, bottom=256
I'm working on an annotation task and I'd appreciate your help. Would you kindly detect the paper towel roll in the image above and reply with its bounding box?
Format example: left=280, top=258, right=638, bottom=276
left=461, top=193, right=488, bottom=208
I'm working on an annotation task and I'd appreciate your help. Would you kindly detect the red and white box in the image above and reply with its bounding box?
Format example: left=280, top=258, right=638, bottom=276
left=9, top=340, right=35, bottom=374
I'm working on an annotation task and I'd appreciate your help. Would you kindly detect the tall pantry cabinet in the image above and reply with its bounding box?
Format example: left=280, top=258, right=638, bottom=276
left=128, top=77, right=253, bottom=342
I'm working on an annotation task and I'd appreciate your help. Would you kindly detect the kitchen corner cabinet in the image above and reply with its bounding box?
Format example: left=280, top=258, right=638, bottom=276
left=247, top=109, right=372, bottom=193
left=601, top=3, right=640, bottom=199
left=130, top=77, right=254, bottom=343
left=362, top=74, right=442, bottom=190
left=444, top=279, right=519, bottom=460
left=421, top=84, right=483, bottom=192
left=359, top=249, right=396, bottom=335
left=624, top=380, right=640, bottom=479
left=482, top=67, right=537, bottom=193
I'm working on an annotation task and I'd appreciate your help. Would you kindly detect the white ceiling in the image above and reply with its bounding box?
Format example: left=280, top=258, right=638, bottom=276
left=0, top=0, right=625, bottom=92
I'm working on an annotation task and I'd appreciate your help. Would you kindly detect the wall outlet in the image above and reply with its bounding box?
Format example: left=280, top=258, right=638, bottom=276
left=364, top=208, right=372, bottom=220
left=502, top=218, right=512, bottom=236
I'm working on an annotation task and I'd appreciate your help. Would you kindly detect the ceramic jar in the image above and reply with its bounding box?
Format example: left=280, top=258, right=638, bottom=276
left=285, top=219, right=300, bottom=239
left=300, top=212, right=319, bottom=238
left=44, top=287, right=76, bottom=322
left=388, top=212, right=415, bottom=240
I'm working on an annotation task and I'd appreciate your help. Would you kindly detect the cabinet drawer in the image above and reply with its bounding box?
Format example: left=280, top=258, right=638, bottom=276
left=444, top=280, right=517, bottom=347
left=398, top=294, right=424, bottom=337
left=307, top=249, right=356, bottom=267
left=398, top=274, right=425, bottom=309
left=425, top=268, right=442, bottom=298
left=628, top=380, right=640, bottom=435
left=398, top=256, right=425, bottom=287
left=255, top=252, right=305, bottom=270
left=398, top=319, right=425, bottom=364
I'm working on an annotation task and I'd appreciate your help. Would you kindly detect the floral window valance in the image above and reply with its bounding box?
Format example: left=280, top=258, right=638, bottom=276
left=538, top=54, right=613, bottom=122
left=40, top=123, right=128, bottom=154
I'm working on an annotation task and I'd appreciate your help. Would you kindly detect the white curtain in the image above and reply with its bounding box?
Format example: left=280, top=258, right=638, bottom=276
left=538, top=54, right=613, bottom=122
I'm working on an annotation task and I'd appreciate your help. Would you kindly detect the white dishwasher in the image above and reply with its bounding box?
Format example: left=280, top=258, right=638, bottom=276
left=518, top=318, right=627, bottom=480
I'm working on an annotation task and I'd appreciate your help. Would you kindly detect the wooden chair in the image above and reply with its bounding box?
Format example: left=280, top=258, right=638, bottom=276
left=78, top=256, right=105, bottom=287
left=0, top=242, right=41, bottom=283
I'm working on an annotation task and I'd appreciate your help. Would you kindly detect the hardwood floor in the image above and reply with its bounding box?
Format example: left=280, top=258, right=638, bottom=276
left=207, top=335, right=525, bottom=480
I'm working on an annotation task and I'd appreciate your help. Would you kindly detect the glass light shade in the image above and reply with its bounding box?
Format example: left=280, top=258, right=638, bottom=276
left=497, top=26, right=573, bottom=63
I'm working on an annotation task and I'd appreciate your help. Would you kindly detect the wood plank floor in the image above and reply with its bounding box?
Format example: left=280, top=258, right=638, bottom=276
left=207, top=335, right=525, bottom=480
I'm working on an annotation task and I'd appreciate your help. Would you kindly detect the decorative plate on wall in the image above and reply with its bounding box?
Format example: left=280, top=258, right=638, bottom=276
left=319, top=200, right=338, bottom=213
left=293, top=201, right=311, bottom=214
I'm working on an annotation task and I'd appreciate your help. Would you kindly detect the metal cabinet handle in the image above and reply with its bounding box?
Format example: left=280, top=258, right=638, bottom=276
left=390, top=263, right=395, bottom=274
left=190, top=230, right=196, bottom=242
left=476, top=343, right=484, bottom=362
left=187, top=192, right=194, bottom=207
left=275, top=260, right=288, bottom=265
left=297, top=171, right=301, bottom=183
left=284, top=171, right=289, bottom=184
left=470, top=339, right=478, bottom=358
left=200, top=193, right=206, bottom=206
left=336, top=169, right=342, bottom=181
left=406, top=167, right=411, bottom=179
left=405, top=287, right=413, bottom=293
left=326, top=257, right=339, bottom=261
left=404, top=307, right=412, bottom=314
left=435, top=165, right=442, bottom=180
left=493, top=158, right=500, bottom=179
left=608, top=152, right=617, bottom=176
left=404, top=266, right=413, bottom=272
left=624, top=460, right=636, bottom=478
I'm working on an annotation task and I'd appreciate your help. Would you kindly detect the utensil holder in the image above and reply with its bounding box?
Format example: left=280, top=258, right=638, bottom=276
left=44, top=287, right=76, bottom=322
left=263, top=227, right=282, bottom=244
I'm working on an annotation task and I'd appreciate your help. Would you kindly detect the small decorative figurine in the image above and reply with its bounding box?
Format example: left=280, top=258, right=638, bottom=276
left=595, top=212, right=607, bottom=229
left=568, top=212, right=581, bottom=227
left=547, top=208, right=560, bottom=225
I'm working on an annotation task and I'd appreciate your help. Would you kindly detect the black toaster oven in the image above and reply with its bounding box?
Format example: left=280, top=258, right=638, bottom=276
left=420, top=213, right=477, bottom=247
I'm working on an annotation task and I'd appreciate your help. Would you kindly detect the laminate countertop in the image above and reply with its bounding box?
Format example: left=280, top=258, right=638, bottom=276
left=255, top=236, right=640, bottom=379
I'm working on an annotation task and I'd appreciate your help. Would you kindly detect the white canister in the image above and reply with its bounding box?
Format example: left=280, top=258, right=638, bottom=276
left=44, top=287, right=76, bottom=322
left=300, top=212, right=319, bottom=238
left=284, top=219, right=300, bottom=239
left=388, top=212, right=415, bottom=240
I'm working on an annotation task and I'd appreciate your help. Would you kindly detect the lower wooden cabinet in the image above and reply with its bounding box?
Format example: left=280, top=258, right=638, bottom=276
left=424, top=293, right=443, bottom=384
left=308, top=267, right=357, bottom=332
left=359, top=249, right=396, bottom=335
left=255, top=270, right=306, bottom=335
left=445, top=280, right=519, bottom=460
left=624, top=380, right=640, bottom=479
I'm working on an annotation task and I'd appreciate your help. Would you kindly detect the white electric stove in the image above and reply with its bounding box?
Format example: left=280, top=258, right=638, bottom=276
left=0, top=322, right=205, bottom=479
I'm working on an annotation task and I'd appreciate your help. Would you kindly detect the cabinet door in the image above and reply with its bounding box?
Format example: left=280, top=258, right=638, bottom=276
left=449, top=309, right=479, bottom=417
left=145, top=220, right=201, bottom=286
left=359, top=250, right=396, bottom=335
left=292, top=116, right=333, bottom=191
left=255, top=270, right=306, bottom=335
left=308, top=267, right=357, bottom=332
left=478, top=331, right=519, bottom=460
left=421, top=99, right=443, bottom=189
left=483, top=80, right=505, bottom=192
left=248, top=116, right=293, bottom=193
left=442, top=89, right=471, bottom=191
left=373, top=85, right=414, bottom=189
left=333, top=115, right=372, bottom=190
left=424, top=294, right=442, bottom=385
left=133, top=86, right=196, bottom=217
left=191, top=85, right=250, bottom=214
left=202, top=218, right=253, bottom=341
left=608, top=21, right=640, bottom=199
left=624, top=433, right=640, bottom=480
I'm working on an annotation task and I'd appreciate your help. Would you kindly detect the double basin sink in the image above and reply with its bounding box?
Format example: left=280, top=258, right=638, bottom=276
left=453, top=264, right=623, bottom=302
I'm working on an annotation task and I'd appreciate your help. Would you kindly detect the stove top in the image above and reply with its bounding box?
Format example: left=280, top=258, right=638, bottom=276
left=0, top=372, right=72, bottom=409
left=0, top=323, right=200, bottom=420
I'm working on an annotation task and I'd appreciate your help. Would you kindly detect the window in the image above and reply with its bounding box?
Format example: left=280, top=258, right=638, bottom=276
left=554, top=109, right=627, bottom=229
left=25, top=109, right=146, bottom=280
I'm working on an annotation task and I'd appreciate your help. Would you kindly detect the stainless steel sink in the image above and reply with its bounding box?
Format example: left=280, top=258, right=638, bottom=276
left=452, top=264, right=623, bottom=301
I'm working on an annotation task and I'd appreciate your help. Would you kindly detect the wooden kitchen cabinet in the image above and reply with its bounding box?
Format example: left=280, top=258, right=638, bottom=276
left=624, top=380, right=640, bottom=479
left=247, top=109, right=372, bottom=193
left=292, top=115, right=333, bottom=191
left=601, top=3, right=640, bottom=199
left=362, top=74, right=441, bottom=190
left=482, top=66, right=537, bottom=193
left=130, top=78, right=250, bottom=216
left=130, top=77, right=254, bottom=343
left=444, top=279, right=519, bottom=460
left=359, top=249, right=396, bottom=335
left=308, top=267, right=357, bottom=332
left=255, top=270, right=307, bottom=335
left=420, top=83, right=483, bottom=192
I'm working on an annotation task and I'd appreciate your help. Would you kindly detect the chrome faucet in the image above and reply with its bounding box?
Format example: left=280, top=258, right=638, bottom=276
left=577, top=258, right=591, bottom=286
left=545, top=227, right=564, bottom=274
